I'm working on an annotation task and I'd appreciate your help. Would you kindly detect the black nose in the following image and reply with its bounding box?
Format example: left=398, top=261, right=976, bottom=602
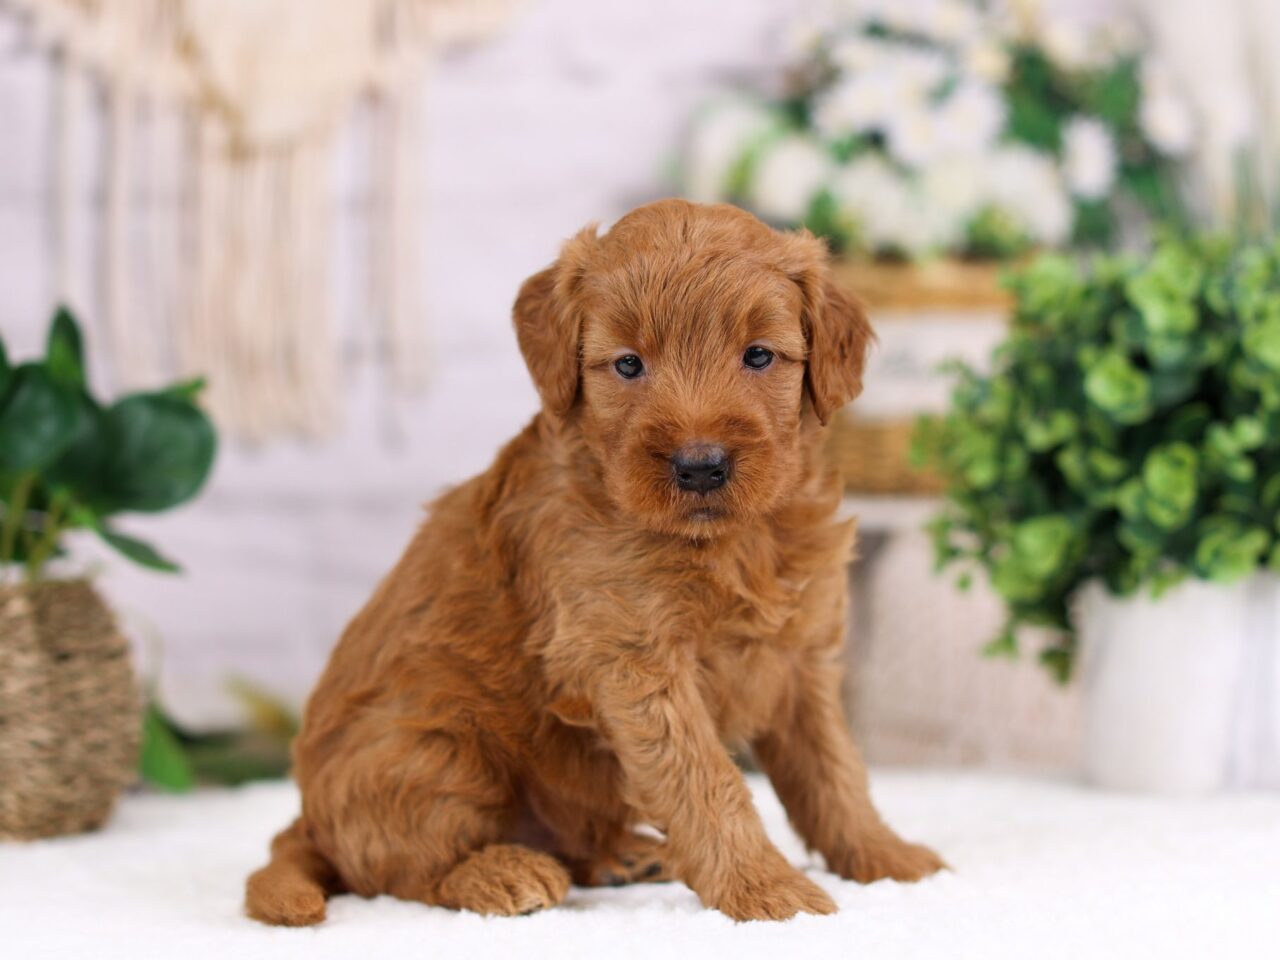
left=671, top=445, right=730, bottom=494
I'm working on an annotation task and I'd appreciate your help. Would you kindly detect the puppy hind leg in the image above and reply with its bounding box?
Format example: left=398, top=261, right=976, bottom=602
left=344, top=809, right=570, bottom=916
left=314, top=730, right=569, bottom=916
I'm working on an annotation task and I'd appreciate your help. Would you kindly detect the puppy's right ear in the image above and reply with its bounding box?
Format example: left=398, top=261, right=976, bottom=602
left=779, top=229, right=875, bottom=425
left=513, top=226, right=598, bottom=416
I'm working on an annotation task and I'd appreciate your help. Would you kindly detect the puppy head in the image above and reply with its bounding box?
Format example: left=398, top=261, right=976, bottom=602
left=514, top=199, right=873, bottom=536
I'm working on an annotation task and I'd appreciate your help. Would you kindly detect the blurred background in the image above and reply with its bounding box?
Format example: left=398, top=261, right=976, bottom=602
left=2, top=0, right=1279, bottom=797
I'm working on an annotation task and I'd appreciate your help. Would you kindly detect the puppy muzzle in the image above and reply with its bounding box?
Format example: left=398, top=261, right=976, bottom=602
left=670, top=444, right=731, bottom=495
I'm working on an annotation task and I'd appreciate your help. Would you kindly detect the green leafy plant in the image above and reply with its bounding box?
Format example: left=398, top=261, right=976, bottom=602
left=0, top=307, right=217, bottom=582
left=141, top=679, right=298, bottom=791
left=916, top=235, right=1280, bottom=681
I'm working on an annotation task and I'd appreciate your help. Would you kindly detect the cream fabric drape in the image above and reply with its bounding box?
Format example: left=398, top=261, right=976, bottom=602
left=1132, top=0, right=1280, bottom=226
left=10, top=0, right=514, bottom=439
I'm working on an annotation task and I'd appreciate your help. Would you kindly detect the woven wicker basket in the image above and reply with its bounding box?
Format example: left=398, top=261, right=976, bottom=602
left=829, top=257, right=1015, bottom=312
left=829, top=258, right=1011, bottom=495
left=0, top=581, right=140, bottom=840
left=825, top=414, right=944, bottom=496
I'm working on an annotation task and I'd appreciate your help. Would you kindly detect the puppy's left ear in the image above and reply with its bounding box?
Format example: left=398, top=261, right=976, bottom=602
left=783, top=231, right=875, bottom=425
left=513, top=226, right=598, bottom=416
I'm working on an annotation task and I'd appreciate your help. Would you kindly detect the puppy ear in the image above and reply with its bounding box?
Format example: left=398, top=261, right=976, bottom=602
left=513, top=226, right=598, bottom=416
left=782, top=231, right=875, bottom=425
left=804, top=278, right=874, bottom=424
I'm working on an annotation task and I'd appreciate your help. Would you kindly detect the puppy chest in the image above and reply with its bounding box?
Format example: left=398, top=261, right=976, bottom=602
left=696, top=636, right=797, bottom=742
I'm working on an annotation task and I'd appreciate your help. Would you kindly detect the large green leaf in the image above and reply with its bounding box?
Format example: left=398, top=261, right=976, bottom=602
left=153, top=377, right=207, bottom=403
left=0, top=339, right=10, bottom=397
left=991, top=516, right=1078, bottom=603
left=46, top=307, right=86, bottom=389
left=44, top=391, right=109, bottom=494
left=1140, top=443, right=1199, bottom=529
left=0, top=365, right=80, bottom=472
left=1004, top=48, right=1062, bottom=152
left=1194, top=520, right=1270, bottom=583
left=1083, top=351, right=1152, bottom=424
left=1244, top=315, right=1280, bottom=371
left=1088, top=58, right=1141, bottom=128
left=1038, top=646, right=1073, bottom=685
left=95, top=392, right=217, bottom=513
left=95, top=523, right=181, bottom=573
left=1024, top=410, right=1077, bottom=452
left=139, top=704, right=196, bottom=792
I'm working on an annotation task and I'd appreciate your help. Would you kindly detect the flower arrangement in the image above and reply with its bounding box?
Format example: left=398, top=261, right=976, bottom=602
left=0, top=308, right=217, bottom=582
left=683, top=0, right=1195, bottom=260
left=915, top=235, right=1280, bottom=680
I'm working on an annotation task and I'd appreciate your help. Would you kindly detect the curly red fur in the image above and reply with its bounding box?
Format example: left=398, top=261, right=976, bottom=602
left=245, top=200, right=944, bottom=926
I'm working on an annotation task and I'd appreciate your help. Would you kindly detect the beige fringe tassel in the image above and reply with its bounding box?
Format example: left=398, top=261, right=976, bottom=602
left=10, top=0, right=516, bottom=440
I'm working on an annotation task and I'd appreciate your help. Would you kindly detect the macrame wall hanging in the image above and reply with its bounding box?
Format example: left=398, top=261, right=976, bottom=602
left=8, top=0, right=514, bottom=440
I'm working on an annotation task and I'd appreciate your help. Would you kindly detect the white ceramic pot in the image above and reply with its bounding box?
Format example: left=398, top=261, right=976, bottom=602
left=1078, top=574, right=1280, bottom=793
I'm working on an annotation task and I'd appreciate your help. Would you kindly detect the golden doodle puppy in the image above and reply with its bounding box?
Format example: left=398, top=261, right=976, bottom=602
left=246, top=199, right=945, bottom=926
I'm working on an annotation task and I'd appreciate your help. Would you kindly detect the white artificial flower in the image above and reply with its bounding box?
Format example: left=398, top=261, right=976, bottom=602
left=857, top=0, right=923, bottom=36
left=829, top=155, right=903, bottom=213
left=1139, top=91, right=1196, bottom=157
left=886, top=107, right=945, bottom=169
left=886, top=78, right=1004, bottom=169
left=1026, top=3, right=1142, bottom=71
left=934, top=79, right=1006, bottom=156
left=828, top=35, right=886, bottom=74
left=780, top=17, right=825, bottom=61
left=1039, top=15, right=1089, bottom=71
left=905, top=190, right=968, bottom=254
left=684, top=98, right=778, bottom=203
left=892, top=46, right=950, bottom=98
left=872, top=0, right=979, bottom=44
left=1095, top=15, right=1140, bottom=58
left=814, top=41, right=948, bottom=144
left=985, top=145, right=1072, bottom=246
left=829, top=156, right=910, bottom=252
left=1003, top=0, right=1044, bottom=40
left=747, top=134, right=833, bottom=223
left=812, top=73, right=896, bottom=140
left=1137, top=61, right=1199, bottom=155
left=934, top=0, right=982, bottom=42
left=989, top=0, right=1029, bottom=43
left=1062, top=116, right=1117, bottom=199
left=964, top=39, right=1011, bottom=84
left=830, top=155, right=957, bottom=256
left=920, top=154, right=987, bottom=225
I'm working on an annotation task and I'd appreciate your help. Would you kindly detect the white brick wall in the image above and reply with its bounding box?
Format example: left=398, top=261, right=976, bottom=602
left=0, top=0, right=792, bottom=725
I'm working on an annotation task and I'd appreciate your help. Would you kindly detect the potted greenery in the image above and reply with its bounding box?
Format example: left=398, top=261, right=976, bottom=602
left=917, top=235, right=1280, bottom=792
left=0, top=308, right=217, bottom=838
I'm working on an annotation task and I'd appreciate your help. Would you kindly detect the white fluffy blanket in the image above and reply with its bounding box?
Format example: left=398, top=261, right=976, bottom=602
left=3, top=773, right=1278, bottom=959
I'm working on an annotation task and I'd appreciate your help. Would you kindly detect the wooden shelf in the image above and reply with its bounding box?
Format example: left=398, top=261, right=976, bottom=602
left=830, top=258, right=1015, bottom=311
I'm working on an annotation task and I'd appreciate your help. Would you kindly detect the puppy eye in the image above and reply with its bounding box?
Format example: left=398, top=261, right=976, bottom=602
left=614, top=355, right=644, bottom=379
left=743, top=346, right=774, bottom=370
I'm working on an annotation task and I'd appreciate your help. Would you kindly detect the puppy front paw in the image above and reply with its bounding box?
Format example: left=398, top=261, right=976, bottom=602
left=708, top=855, right=837, bottom=921
left=827, top=833, right=947, bottom=884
